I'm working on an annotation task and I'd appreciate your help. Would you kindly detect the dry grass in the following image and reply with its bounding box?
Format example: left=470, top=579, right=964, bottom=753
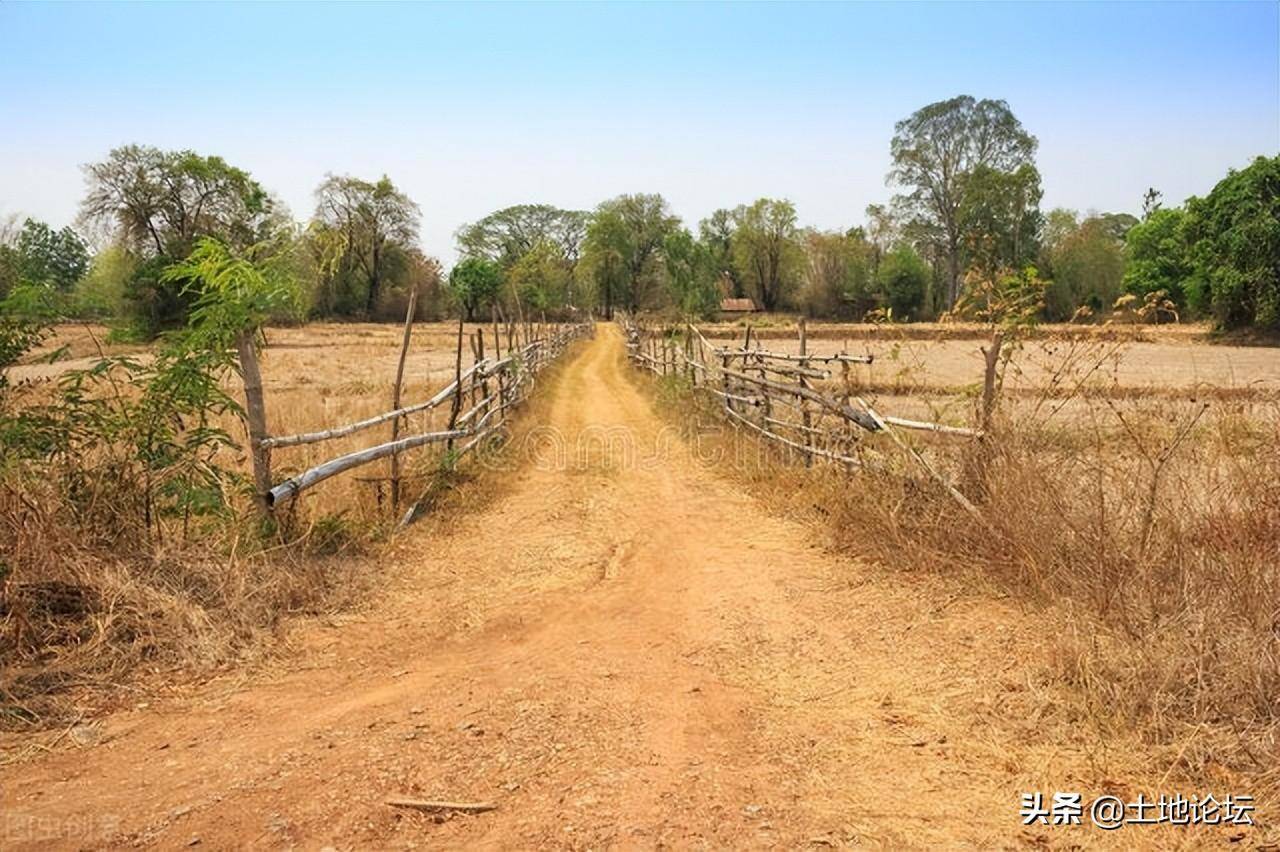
left=645, top=328, right=1280, bottom=809
left=0, top=320, right=539, bottom=729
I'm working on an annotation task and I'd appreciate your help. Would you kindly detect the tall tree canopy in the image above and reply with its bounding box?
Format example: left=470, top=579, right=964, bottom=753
left=732, top=198, right=802, bottom=312
left=1043, top=213, right=1127, bottom=319
left=956, top=163, right=1043, bottom=277
left=889, top=96, right=1039, bottom=307
left=78, top=145, right=279, bottom=335
left=1123, top=207, right=1192, bottom=307
left=662, top=228, right=720, bottom=319
left=509, top=241, right=573, bottom=313
left=800, top=229, right=875, bottom=318
left=582, top=194, right=678, bottom=315
left=80, top=144, right=275, bottom=258
left=876, top=244, right=930, bottom=319
left=456, top=204, right=588, bottom=272
left=448, top=257, right=504, bottom=321
left=313, top=174, right=420, bottom=316
left=7, top=218, right=90, bottom=291
left=698, top=208, right=741, bottom=297
left=1183, top=155, right=1280, bottom=330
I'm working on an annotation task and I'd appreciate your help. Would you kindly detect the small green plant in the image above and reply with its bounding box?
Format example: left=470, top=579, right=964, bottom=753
left=2, top=237, right=297, bottom=542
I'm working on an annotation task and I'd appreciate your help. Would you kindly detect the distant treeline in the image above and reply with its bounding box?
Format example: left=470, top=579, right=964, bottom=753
left=1, top=95, right=1276, bottom=336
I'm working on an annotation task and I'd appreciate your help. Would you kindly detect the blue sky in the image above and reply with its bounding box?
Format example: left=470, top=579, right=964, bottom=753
left=1, top=1, right=1276, bottom=263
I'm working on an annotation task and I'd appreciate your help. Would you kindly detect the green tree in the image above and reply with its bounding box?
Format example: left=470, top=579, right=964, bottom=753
left=456, top=204, right=588, bottom=273
left=800, top=229, right=875, bottom=318
left=508, top=241, right=573, bottom=312
left=15, top=219, right=89, bottom=290
left=75, top=244, right=136, bottom=319
left=698, top=208, right=741, bottom=296
left=1040, top=207, right=1080, bottom=265
left=662, top=228, right=720, bottom=319
left=889, top=95, right=1038, bottom=307
left=732, top=198, right=802, bottom=312
left=580, top=208, right=628, bottom=318
left=312, top=174, right=420, bottom=316
left=956, top=163, right=1043, bottom=277
left=448, top=257, right=504, bottom=321
left=1122, top=207, right=1193, bottom=307
left=1044, top=215, right=1126, bottom=319
left=80, top=145, right=275, bottom=258
left=1183, top=155, right=1280, bottom=330
left=79, top=145, right=280, bottom=335
left=583, top=194, right=678, bottom=315
left=876, top=245, right=929, bottom=319
left=863, top=203, right=899, bottom=273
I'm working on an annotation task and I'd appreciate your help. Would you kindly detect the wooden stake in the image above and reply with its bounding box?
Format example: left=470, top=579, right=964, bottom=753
left=491, top=303, right=501, bottom=361
left=389, top=285, right=418, bottom=509
left=236, top=329, right=272, bottom=517
left=385, top=798, right=497, bottom=815
left=446, top=310, right=465, bottom=453
left=799, top=317, right=813, bottom=467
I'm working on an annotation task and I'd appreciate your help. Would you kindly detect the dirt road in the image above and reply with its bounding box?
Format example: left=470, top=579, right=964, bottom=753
left=1, top=327, right=1192, bottom=849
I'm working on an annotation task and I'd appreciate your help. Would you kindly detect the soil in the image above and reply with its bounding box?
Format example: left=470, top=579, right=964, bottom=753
left=1, top=327, right=1260, bottom=850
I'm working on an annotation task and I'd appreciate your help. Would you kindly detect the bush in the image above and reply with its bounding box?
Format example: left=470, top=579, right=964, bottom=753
left=1123, top=208, right=1192, bottom=308
left=876, top=245, right=928, bottom=319
left=1184, top=155, right=1280, bottom=330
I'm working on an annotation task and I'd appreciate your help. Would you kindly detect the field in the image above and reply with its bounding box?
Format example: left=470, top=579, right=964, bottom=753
left=16, top=321, right=531, bottom=518
left=4, top=319, right=1278, bottom=847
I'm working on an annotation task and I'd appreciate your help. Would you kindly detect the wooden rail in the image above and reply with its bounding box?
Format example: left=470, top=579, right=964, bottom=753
left=253, top=322, right=593, bottom=510
left=618, top=314, right=984, bottom=500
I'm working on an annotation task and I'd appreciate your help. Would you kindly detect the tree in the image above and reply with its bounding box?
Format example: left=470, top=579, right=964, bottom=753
left=1142, top=188, right=1163, bottom=220
left=14, top=219, right=89, bottom=290
left=662, top=228, right=720, bottom=319
left=583, top=194, right=678, bottom=314
left=508, top=241, right=572, bottom=312
left=580, top=207, right=627, bottom=319
left=75, top=244, right=136, bottom=318
left=79, top=145, right=279, bottom=335
left=864, top=203, right=899, bottom=273
left=698, top=209, right=742, bottom=296
left=456, top=204, right=588, bottom=271
left=80, top=144, right=275, bottom=258
left=1043, top=215, right=1126, bottom=319
left=889, top=96, right=1038, bottom=307
left=1123, top=207, right=1193, bottom=307
left=1183, top=155, right=1280, bottom=330
left=313, top=174, right=420, bottom=316
left=956, top=163, right=1043, bottom=277
left=448, top=257, right=503, bottom=321
left=732, top=198, right=802, bottom=312
left=800, top=229, right=875, bottom=318
left=876, top=245, right=929, bottom=319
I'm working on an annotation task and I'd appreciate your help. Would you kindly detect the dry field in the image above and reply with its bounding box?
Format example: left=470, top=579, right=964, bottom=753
left=7, top=325, right=1276, bottom=849
left=5, top=320, right=1277, bottom=847
left=15, top=321, right=526, bottom=519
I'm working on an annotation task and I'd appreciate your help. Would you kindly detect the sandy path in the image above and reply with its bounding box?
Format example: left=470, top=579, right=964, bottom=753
left=1, top=327, right=1215, bottom=849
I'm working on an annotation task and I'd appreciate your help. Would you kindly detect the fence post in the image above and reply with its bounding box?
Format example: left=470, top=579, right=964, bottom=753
left=446, top=311, right=465, bottom=455
left=389, top=285, right=418, bottom=509
left=236, top=329, right=272, bottom=517
left=799, top=317, right=813, bottom=467
left=491, top=304, right=502, bottom=361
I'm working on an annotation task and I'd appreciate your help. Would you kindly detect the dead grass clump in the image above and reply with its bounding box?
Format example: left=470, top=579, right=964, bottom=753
left=644, top=355, right=1280, bottom=801
left=0, top=478, right=374, bottom=729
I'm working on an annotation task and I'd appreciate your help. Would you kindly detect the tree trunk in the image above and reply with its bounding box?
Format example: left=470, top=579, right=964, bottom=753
left=946, top=237, right=961, bottom=309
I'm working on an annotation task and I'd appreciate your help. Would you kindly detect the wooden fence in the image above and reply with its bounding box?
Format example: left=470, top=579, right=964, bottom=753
left=238, top=315, right=594, bottom=521
left=620, top=314, right=990, bottom=518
